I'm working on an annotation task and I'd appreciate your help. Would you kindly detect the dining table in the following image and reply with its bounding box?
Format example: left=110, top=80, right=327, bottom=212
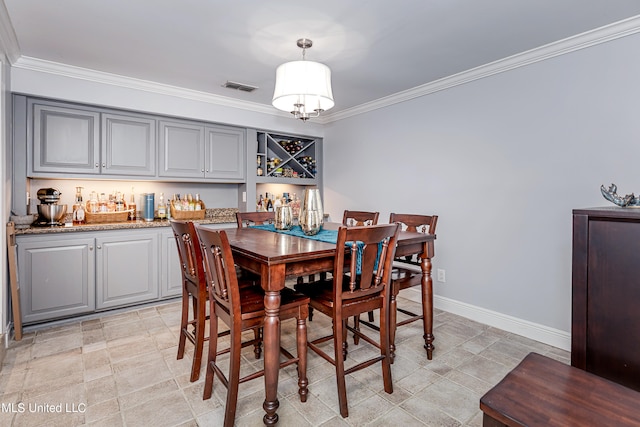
left=221, top=222, right=436, bottom=425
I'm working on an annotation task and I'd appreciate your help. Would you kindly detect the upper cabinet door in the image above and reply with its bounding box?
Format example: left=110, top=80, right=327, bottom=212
left=158, top=120, right=206, bottom=178
left=205, top=125, right=245, bottom=181
left=101, top=113, right=156, bottom=176
left=31, top=102, right=100, bottom=175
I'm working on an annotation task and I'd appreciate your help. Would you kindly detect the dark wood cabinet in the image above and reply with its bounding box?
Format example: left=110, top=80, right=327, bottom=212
left=572, top=207, right=640, bottom=391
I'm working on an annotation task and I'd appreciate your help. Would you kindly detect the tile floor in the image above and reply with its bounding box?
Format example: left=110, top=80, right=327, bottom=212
left=0, top=288, right=569, bottom=427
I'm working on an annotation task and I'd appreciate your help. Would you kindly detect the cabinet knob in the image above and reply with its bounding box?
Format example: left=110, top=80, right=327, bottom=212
left=201, top=169, right=204, bottom=173
left=89, top=246, right=93, bottom=251
left=95, top=163, right=99, bottom=168
left=102, top=163, right=106, bottom=168
left=97, top=245, right=102, bottom=250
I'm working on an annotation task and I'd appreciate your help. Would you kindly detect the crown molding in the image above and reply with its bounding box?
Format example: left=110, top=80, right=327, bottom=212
left=12, top=56, right=279, bottom=116
left=0, top=1, right=20, bottom=63
left=9, top=14, right=640, bottom=124
left=323, top=14, right=640, bottom=123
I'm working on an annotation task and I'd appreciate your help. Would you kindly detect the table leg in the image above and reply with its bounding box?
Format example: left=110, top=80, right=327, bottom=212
left=421, top=255, right=434, bottom=359
left=262, top=289, right=281, bottom=425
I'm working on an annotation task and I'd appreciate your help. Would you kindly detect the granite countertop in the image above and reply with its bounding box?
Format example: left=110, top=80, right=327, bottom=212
left=15, top=208, right=238, bottom=235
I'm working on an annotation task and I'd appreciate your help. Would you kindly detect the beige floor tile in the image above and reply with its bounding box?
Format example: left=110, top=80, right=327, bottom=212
left=122, top=389, right=193, bottom=426
left=0, top=297, right=569, bottom=427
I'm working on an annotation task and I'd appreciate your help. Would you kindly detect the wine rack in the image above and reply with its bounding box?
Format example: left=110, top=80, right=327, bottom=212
left=256, top=132, right=318, bottom=184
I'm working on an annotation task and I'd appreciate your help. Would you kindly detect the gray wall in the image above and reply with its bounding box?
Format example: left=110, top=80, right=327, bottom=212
left=323, top=31, right=640, bottom=341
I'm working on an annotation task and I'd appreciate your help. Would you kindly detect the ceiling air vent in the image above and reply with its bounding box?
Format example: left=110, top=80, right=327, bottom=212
left=222, top=81, right=258, bottom=92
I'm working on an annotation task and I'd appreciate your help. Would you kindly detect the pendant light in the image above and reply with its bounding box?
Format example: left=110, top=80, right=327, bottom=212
left=272, top=38, right=334, bottom=121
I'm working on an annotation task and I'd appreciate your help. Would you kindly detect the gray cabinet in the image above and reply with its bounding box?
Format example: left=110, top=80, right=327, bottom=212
left=159, top=119, right=245, bottom=181
left=101, top=113, right=156, bottom=176
left=17, top=235, right=96, bottom=324
left=26, top=98, right=156, bottom=177
left=96, top=231, right=159, bottom=309
left=160, top=229, right=183, bottom=298
left=30, top=101, right=101, bottom=175
left=17, top=228, right=172, bottom=325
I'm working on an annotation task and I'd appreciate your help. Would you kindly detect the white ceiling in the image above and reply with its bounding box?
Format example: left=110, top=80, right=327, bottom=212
left=4, top=1, right=640, bottom=116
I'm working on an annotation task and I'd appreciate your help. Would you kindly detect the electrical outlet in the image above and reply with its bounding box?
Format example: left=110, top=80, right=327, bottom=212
left=437, top=268, right=446, bottom=283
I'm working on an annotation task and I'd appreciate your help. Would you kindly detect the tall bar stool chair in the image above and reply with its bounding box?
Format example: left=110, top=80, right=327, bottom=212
left=357, top=213, right=438, bottom=359
left=170, top=220, right=210, bottom=382
left=171, top=220, right=262, bottom=382
left=296, top=224, right=400, bottom=418
left=196, top=226, right=310, bottom=427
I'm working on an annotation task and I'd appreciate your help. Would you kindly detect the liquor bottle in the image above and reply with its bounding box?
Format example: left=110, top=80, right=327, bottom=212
left=115, top=192, right=125, bottom=212
left=194, top=194, right=203, bottom=211
left=256, top=194, right=264, bottom=212
left=266, top=195, right=274, bottom=212
left=87, top=191, right=99, bottom=213
left=72, top=186, right=85, bottom=225
left=107, top=192, right=116, bottom=212
left=290, top=193, right=301, bottom=217
left=187, top=194, right=195, bottom=211
left=99, top=193, right=108, bottom=212
left=157, top=193, right=167, bottom=219
left=128, top=189, right=137, bottom=220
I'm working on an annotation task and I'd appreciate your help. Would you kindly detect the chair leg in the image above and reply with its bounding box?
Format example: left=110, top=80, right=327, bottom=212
left=309, top=306, right=314, bottom=321
left=379, top=305, right=393, bottom=395
left=177, top=287, right=189, bottom=360
left=203, top=304, right=219, bottom=400
left=368, top=311, right=374, bottom=322
left=334, top=318, right=349, bottom=418
left=190, top=294, right=206, bottom=382
left=296, top=316, right=308, bottom=403
left=223, top=326, right=243, bottom=427
left=253, top=327, right=262, bottom=359
left=353, top=315, right=360, bottom=345
left=342, top=319, right=349, bottom=361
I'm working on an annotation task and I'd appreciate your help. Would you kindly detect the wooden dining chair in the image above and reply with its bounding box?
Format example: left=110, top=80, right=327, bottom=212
left=236, top=211, right=275, bottom=227
left=196, top=226, right=310, bottom=427
left=296, top=223, right=400, bottom=418
left=171, top=220, right=262, bottom=382
left=342, top=210, right=379, bottom=227
left=170, top=220, right=211, bottom=382
left=357, top=213, right=438, bottom=356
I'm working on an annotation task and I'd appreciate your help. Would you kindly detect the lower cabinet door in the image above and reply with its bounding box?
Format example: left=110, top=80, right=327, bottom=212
left=96, top=232, right=159, bottom=309
left=160, top=229, right=183, bottom=298
left=18, top=236, right=96, bottom=324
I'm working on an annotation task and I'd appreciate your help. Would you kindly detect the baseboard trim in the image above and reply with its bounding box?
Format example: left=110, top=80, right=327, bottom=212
left=434, top=295, right=571, bottom=351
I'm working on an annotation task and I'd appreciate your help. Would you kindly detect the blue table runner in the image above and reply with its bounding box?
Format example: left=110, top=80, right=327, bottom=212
left=249, top=224, right=338, bottom=243
left=249, top=224, right=380, bottom=274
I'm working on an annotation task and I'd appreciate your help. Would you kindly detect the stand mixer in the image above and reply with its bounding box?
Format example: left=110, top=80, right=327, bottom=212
left=34, top=188, right=67, bottom=226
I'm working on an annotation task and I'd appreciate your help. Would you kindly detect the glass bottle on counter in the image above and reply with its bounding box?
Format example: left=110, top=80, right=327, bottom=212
left=72, top=186, right=85, bottom=225
left=128, top=189, right=137, bottom=220
left=87, top=191, right=99, bottom=213
left=157, top=193, right=167, bottom=220
left=98, top=193, right=108, bottom=212
left=115, top=191, right=126, bottom=212
left=194, top=194, right=203, bottom=211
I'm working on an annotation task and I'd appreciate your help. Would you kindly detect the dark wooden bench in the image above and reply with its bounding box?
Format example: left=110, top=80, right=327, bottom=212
left=480, top=352, right=640, bottom=426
